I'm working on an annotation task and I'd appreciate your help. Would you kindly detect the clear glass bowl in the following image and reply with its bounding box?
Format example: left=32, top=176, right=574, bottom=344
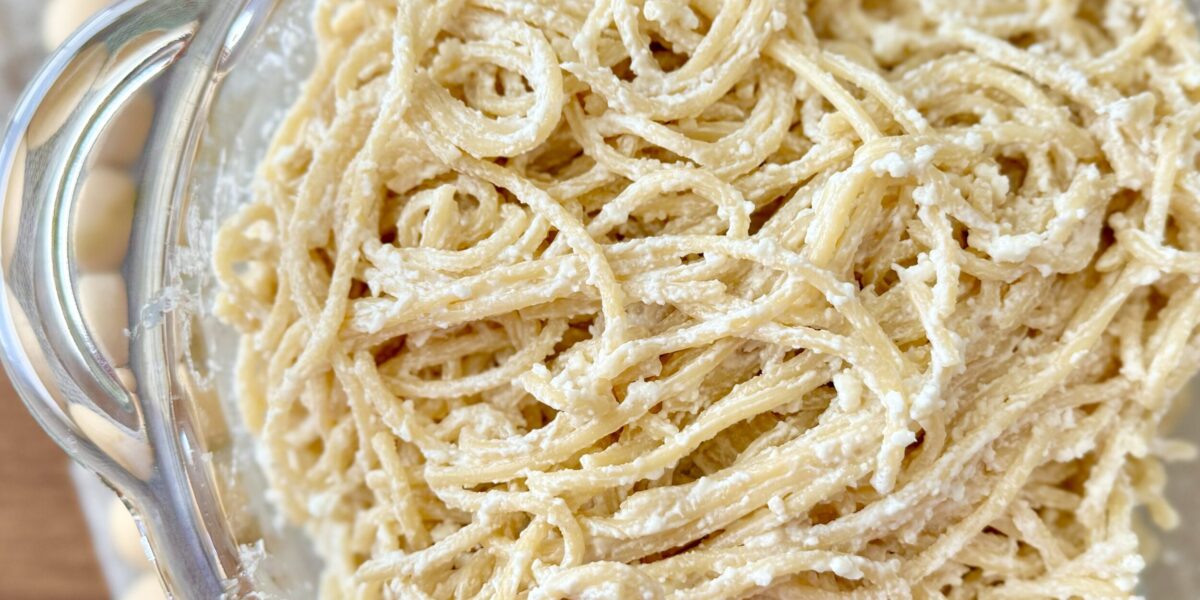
left=0, top=0, right=319, bottom=596
left=0, top=1, right=1197, bottom=598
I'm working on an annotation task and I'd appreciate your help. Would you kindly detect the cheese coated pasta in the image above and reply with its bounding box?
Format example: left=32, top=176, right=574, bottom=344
left=213, top=0, right=1200, bottom=597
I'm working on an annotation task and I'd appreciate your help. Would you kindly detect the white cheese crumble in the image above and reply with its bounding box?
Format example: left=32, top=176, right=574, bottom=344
left=750, top=568, right=774, bottom=586
left=871, top=151, right=914, bottom=178
left=767, top=495, right=787, bottom=518
left=830, top=556, right=864, bottom=580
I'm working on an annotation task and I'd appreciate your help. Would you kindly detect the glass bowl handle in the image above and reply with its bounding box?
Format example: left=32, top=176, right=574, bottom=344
left=0, top=1, right=234, bottom=597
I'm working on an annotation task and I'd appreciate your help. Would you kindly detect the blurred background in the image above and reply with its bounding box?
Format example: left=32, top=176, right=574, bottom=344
left=1, top=1, right=161, bottom=599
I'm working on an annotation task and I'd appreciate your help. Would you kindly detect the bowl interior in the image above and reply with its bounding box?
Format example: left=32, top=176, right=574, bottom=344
left=183, top=0, right=321, bottom=595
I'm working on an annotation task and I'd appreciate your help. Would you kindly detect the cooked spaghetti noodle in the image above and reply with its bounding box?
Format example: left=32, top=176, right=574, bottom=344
left=214, top=0, right=1200, bottom=597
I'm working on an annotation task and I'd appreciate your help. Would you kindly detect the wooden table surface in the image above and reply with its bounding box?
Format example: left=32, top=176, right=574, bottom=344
left=0, top=376, right=106, bottom=599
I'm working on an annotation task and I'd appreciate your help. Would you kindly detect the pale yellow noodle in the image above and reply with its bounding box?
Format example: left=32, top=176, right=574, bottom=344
left=213, top=0, right=1200, bottom=598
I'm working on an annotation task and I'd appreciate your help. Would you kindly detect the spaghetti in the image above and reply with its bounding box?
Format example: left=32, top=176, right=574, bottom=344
left=214, top=0, right=1200, bottom=597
